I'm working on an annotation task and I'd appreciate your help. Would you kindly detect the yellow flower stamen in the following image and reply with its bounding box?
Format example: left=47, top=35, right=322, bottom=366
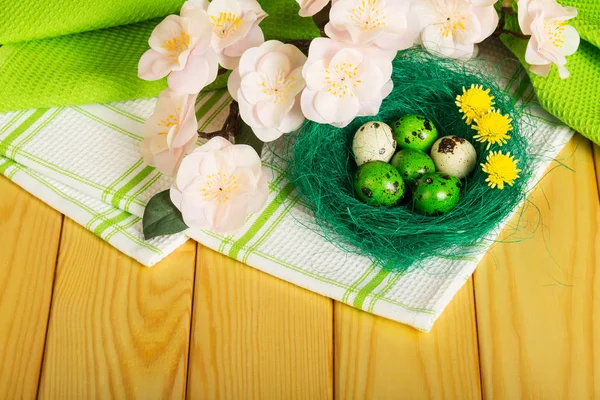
left=480, top=151, right=522, bottom=190
left=472, top=109, right=513, bottom=149
left=456, top=84, right=495, bottom=125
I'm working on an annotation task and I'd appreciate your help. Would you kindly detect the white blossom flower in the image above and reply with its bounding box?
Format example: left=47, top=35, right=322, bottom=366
left=170, top=136, right=268, bottom=234
left=138, top=11, right=219, bottom=94
left=414, top=0, right=499, bottom=59
left=518, top=0, right=579, bottom=78
left=140, top=89, right=198, bottom=176
left=296, top=0, right=330, bottom=17
left=228, top=41, right=307, bottom=142
left=182, top=0, right=267, bottom=70
left=301, top=38, right=394, bottom=127
left=324, top=0, right=420, bottom=53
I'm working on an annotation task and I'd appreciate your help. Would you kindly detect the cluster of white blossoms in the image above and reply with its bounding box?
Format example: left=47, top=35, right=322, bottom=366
left=137, top=0, right=579, bottom=234
left=517, top=0, right=580, bottom=79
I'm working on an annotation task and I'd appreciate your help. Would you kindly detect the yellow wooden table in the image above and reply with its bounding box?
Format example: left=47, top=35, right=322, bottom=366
left=1, top=134, right=599, bottom=399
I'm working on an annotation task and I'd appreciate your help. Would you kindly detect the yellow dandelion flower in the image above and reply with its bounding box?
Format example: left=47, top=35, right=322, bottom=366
left=455, top=84, right=495, bottom=125
left=480, top=151, right=522, bottom=190
left=472, top=109, right=513, bottom=149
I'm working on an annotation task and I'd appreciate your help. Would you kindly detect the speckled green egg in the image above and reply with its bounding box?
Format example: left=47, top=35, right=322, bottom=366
left=392, top=114, right=439, bottom=152
left=413, top=172, right=461, bottom=216
left=390, top=149, right=436, bottom=184
left=354, top=161, right=406, bottom=207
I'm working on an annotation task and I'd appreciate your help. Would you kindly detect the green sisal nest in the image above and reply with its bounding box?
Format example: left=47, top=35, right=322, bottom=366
left=281, top=48, right=533, bottom=272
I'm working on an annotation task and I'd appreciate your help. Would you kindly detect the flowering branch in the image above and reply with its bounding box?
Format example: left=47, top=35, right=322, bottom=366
left=197, top=101, right=239, bottom=142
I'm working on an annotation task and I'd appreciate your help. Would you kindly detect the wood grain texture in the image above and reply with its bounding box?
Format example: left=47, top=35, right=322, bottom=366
left=0, top=177, right=62, bottom=399
left=593, top=143, right=599, bottom=201
left=474, top=134, right=600, bottom=398
left=334, top=279, right=482, bottom=399
left=38, top=218, right=196, bottom=399
left=187, top=245, right=333, bottom=400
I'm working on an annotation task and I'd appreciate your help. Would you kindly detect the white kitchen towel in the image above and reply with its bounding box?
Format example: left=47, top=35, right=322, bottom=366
left=0, top=39, right=575, bottom=330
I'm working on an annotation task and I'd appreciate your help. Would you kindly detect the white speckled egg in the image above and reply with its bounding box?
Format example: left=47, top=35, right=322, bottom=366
left=352, top=121, right=396, bottom=166
left=430, top=136, right=477, bottom=179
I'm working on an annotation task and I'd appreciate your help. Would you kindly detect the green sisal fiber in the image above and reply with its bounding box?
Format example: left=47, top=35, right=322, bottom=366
left=279, top=49, right=534, bottom=273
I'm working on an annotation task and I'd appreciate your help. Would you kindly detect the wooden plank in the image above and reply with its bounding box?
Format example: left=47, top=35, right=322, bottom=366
left=0, top=177, right=63, bottom=398
left=335, top=279, right=482, bottom=399
left=474, top=134, right=600, bottom=398
left=38, top=218, right=196, bottom=399
left=593, top=143, right=599, bottom=201
left=187, top=245, right=333, bottom=399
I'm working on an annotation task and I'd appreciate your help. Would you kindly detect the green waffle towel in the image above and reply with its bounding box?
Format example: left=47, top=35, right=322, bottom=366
left=0, top=1, right=319, bottom=113
left=501, top=0, right=600, bottom=145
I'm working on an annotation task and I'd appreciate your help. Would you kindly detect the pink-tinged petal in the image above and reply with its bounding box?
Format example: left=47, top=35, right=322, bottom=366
left=542, top=2, right=577, bottom=21
left=422, top=24, right=461, bottom=57
left=237, top=40, right=284, bottom=77
left=324, top=23, right=354, bottom=44
left=149, top=135, right=169, bottom=155
left=278, top=43, right=308, bottom=69
left=218, top=27, right=264, bottom=70
left=252, top=126, right=285, bottom=142
left=227, top=68, right=242, bottom=101
left=557, top=64, right=570, bottom=79
left=307, top=38, right=344, bottom=64
left=327, top=0, right=352, bottom=25
left=330, top=48, right=363, bottom=70
left=166, top=125, right=178, bottom=148
left=559, top=25, right=580, bottom=56
left=212, top=195, right=250, bottom=233
left=181, top=0, right=209, bottom=18
left=173, top=48, right=192, bottom=72
left=170, top=110, right=198, bottom=149
left=175, top=153, right=207, bottom=190
left=517, top=0, right=534, bottom=35
left=247, top=172, right=268, bottom=213
left=140, top=138, right=154, bottom=165
left=451, top=42, right=476, bottom=59
left=196, top=136, right=233, bottom=153
left=529, top=63, right=552, bottom=77
left=314, top=91, right=360, bottom=124
left=352, top=61, right=383, bottom=101
left=374, top=31, right=415, bottom=51
left=257, top=51, right=292, bottom=77
left=454, top=14, right=481, bottom=45
left=300, top=89, right=328, bottom=124
left=303, top=60, right=330, bottom=91
left=286, top=67, right=306, bottom=97
left=238, top=0, right=267, bottom=21
left=278, top=97, right=305, bottom=133
left=180, top=189, right=211, bottom=228
left=184, top=10, right=213, bottom=47
left=525, top=36, right=548, bottom=65
left=240, top=71, right=271, bottom=104
left=169, top=185, right=184, bottom=209
left=238, top=92, right=266, bottom=129
left=148, top=15, right=186, bottom=52
left=298, top=0, right=329, bottom=17
left=256, top=96, right=294, bottom=128
left=153, top=147, right=185, bottom=176
left=168, top=50, right=219, bottom=93
left=472, top=5, right=498, bottom=42
left=222, top=24, right=265, bottom=58
left=138, top=50, right=174, bottom=81
left=209, top=0, right=254, bottom=49
left=357, top=96, right=383, bottom=117
left=229, top=145, right=263, bottom=176
left=380, top=79, right=393, bottom=98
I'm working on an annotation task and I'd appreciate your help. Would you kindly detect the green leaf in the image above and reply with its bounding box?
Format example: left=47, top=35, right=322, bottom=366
left=143, top=190, right=188, bottom=240
left=235, top=119, right=264, bottom=157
